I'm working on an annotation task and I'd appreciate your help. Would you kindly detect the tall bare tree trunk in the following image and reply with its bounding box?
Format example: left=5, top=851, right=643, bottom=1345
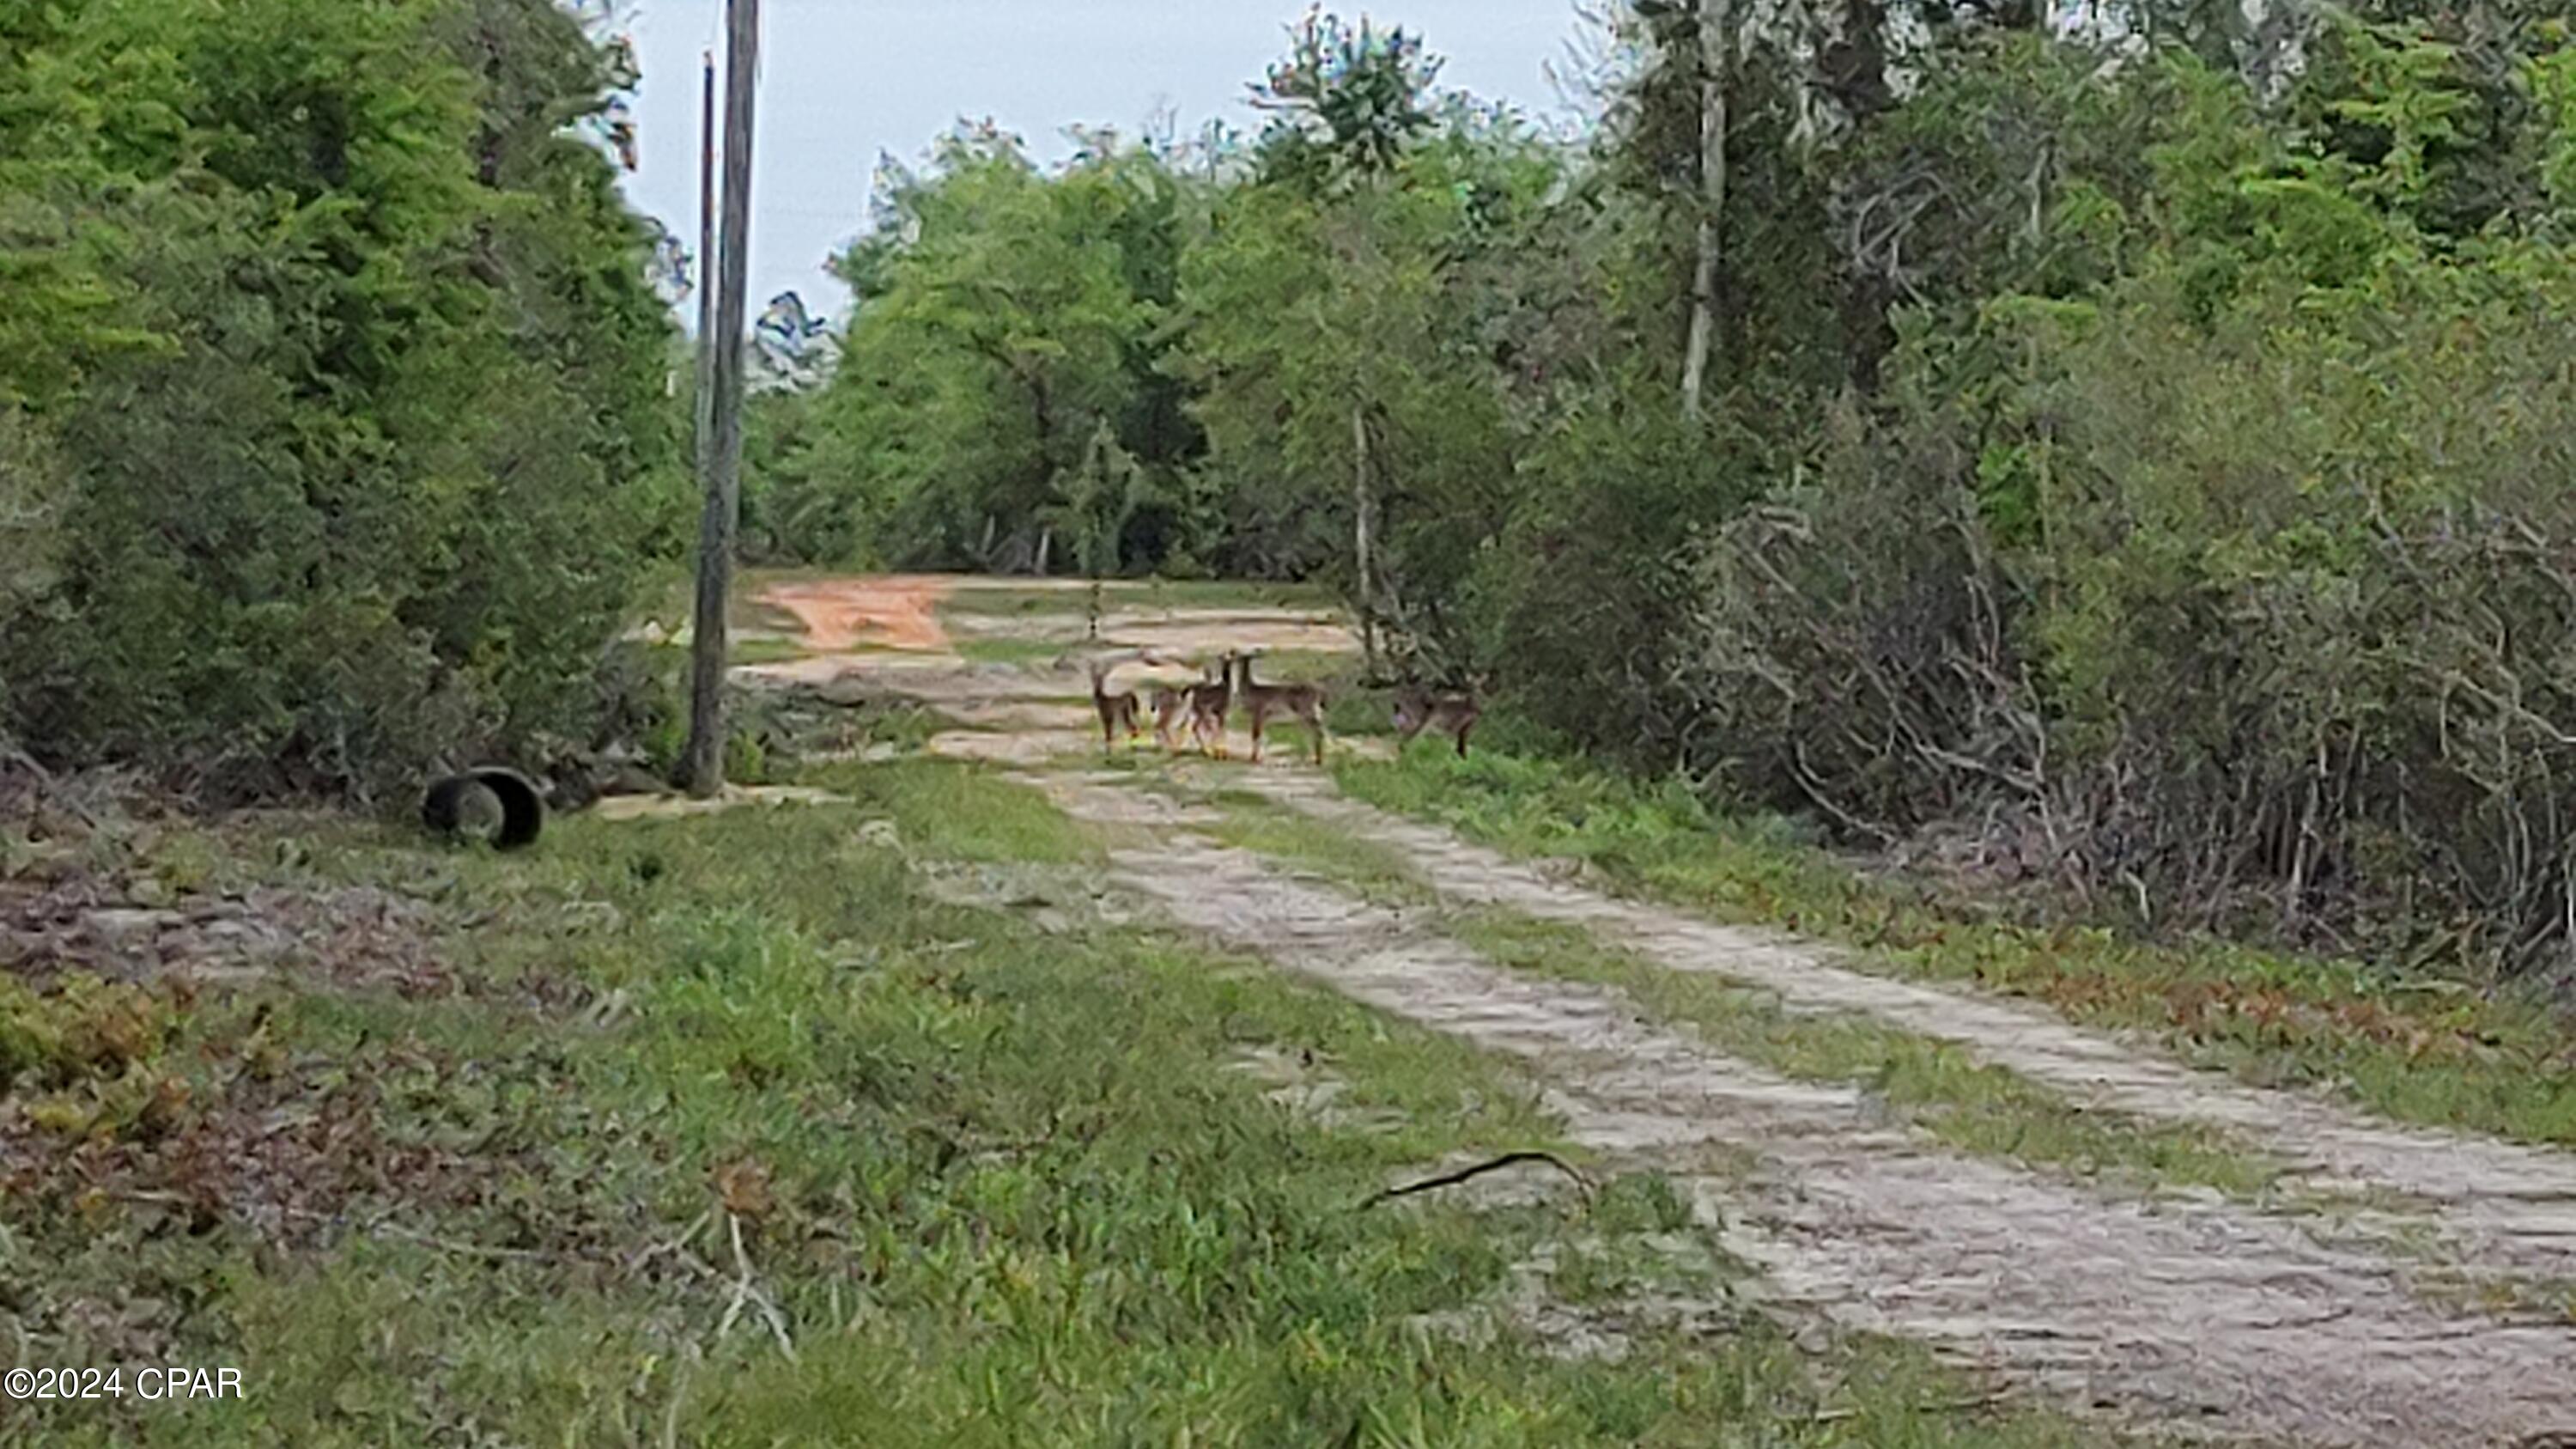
left=1680, top=0, right=1728, bottom=421
left=1826, top=0, right=1896, bottom=393
left=1353, top=401, right=1379, bottom=676
left=680, top=0, right=759, bottom=797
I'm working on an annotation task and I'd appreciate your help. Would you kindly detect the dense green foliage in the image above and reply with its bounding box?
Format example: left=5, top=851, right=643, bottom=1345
left=1682, top=18, right=2576, bottom=972
left=0, top=0, right=682, bottom=798
left=758, top=4, right=2576, bottom=979
left=13, top=0, right=2576, bottom=972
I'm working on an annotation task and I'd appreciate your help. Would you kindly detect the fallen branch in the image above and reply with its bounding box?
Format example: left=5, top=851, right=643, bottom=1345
left=626, top=1209, right=713, bottom=1275
left=1807, top=1391, right=2006, bottom=1424
left=370, top=1221, right=558, bottom=1264
left=659, top=1346, right=697, bottom=1449
left=1357, top=1151, right=1595, bottom=1210
left=715, top=1211, right=799, bottom=1363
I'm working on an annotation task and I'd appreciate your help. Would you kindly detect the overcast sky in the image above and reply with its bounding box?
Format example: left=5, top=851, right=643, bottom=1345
left=616, top=1, right=1595, bottom=326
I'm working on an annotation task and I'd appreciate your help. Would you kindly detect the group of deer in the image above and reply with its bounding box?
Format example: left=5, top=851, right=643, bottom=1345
left=1086, top=651, right=1478, bottom=764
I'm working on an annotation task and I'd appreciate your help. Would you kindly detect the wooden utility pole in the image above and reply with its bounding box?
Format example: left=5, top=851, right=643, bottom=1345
left=1352, top=402, right=1379, bottom=678
left=680, top=1, right=760, bottom=796
left=690, top=50, right=717, bottom=512
left=1679, top=0, right=1727, bottom=421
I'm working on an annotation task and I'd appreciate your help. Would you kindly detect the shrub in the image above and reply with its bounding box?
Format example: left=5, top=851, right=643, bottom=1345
left=0, top=0, right=681, bottom=799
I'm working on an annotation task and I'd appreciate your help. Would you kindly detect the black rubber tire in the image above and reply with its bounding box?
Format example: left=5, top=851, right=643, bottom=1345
left=422, top=766, right=546, bottom=849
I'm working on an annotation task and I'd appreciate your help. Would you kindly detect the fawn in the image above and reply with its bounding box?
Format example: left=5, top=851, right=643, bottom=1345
left=1087, top=658, right=1143, bottom=751
left=1151, top=656, right=1220, bottom=750
left=1235, top=653, right=1326, bottom=765
left=1188, top=651, right=1238, bottom=757
left=1392, top=682, right=1481, bottom=758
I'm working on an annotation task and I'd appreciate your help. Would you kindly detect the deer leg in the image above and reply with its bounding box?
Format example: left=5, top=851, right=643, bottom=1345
left=1454, top=719, right=1473, bottom=758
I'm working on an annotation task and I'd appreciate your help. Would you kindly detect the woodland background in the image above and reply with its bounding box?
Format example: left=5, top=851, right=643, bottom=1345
left=13, top=0, right=2576, bottom=982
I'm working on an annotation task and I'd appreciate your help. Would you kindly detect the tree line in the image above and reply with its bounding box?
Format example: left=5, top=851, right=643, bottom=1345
left=13, top=0, right=2576, bottom=979
left=756, top=1, right=2576, bottom=978
left=0, top=0, right=685, bottom=801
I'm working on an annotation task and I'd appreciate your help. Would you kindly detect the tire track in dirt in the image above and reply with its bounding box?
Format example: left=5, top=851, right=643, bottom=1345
left=1030, top=770, right=2576, bottom=1449
left=1218, top=769, right=2576, bottom=1282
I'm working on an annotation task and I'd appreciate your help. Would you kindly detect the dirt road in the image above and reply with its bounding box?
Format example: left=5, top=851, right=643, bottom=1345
left=752, top=574, right=2576, bottom=1447
left=761, top=573, right=956, bottom=653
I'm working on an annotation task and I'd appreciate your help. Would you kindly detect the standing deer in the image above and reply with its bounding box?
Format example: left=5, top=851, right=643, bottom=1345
left=1151, top=656, right=1220, bottom=750
left=1188, top=651, right=1238, bottom=758
left=1087, top=658, right=1143, bottom=751
left=1392, top=682, right=1480, bottom=758
left=1235, top=653, right=1327, bottom=765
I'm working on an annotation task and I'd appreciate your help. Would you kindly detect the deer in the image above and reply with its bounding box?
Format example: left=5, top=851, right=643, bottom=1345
left=1392, top=680, right=1482, bottom=758
left=1188, top=651, right=1238, bottom=758
left=1150, top=656, right=1220, bottom=750
left=1234, top=652, right=1327, bottom=765
left=1086, top=657, right=1144, bottom=752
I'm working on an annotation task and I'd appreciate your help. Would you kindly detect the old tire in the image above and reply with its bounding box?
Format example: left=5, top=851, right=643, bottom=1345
left=422, top=767, right=546, bottom=849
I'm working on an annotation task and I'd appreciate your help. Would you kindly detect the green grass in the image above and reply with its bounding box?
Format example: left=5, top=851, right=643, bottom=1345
left=1328, top=685, right=1399, bottom=738
left=931, top=586, right=1092, bottom=623
left=1122, top=578, right=1338, bottom=612
left=1336, top=746, right=2576, bottom=1150
left=940, top=578, right=1337, bottom=620
left=6, top=755, right=2110, bottom=1447
left=843, top=697, right=949, bottom=754
left=1170, top=780, right=2277, bottom=1200
left=806, top=758, right=1099, bottom=863
left=618, top=639, right=939, bottom=778
left=1448, top=908, right=2282, bottom=1199
left=1236, top=647, right=1351, bottom=681
left=629, top=631, right=816, bottom=678
left=641, top=563, right=815, bottom=637
left=1195, top=795, right=1431, bottom=907
left=729, top=634, right=811, bottom=666
left=953, top=635, right=1083, bottom=666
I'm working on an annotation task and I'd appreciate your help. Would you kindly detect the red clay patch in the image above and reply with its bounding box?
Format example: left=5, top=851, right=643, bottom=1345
left=756, top=575, right=955, bottom=654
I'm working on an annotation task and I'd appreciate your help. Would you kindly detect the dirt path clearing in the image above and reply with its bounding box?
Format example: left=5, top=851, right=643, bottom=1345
left=757, top=574, right=956, bottom=654
left=756, top=575, right=2576, bottom=1444
left=1218, top=770, right=2576, bottom=1282
left=1034, top=770, right=2576, bottom=1449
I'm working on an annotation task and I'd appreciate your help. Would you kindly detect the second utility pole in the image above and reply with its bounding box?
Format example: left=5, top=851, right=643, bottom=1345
left=681, top=0, right=761, bottom=797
